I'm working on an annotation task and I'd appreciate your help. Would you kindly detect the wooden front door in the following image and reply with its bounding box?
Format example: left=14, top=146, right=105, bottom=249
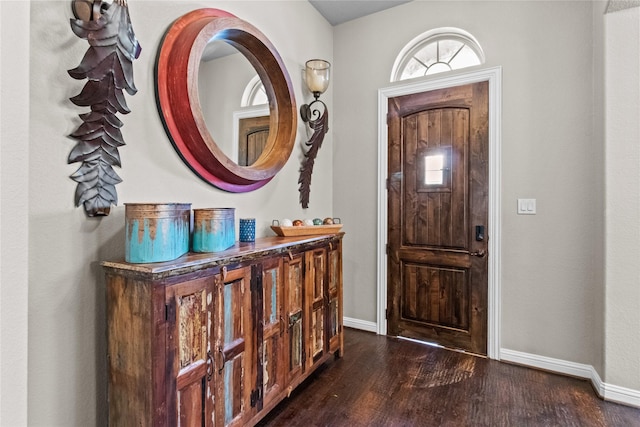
left=387, top=82, right=489, bottom=355
left=238, top=115, right=269, bottom=166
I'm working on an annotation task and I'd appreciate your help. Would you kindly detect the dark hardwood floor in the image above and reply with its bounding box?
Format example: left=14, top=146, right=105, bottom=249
left=258, top=328, right=640, bottom=427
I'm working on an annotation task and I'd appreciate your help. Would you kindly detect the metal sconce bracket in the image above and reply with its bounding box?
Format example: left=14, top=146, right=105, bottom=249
left=298, top=59, right=330, bottom=209
left=298, top=97, right=328, bottom=209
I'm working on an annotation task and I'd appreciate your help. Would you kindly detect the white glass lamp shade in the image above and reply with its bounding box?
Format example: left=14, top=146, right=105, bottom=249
left=305, top=59, right=331, bottom=94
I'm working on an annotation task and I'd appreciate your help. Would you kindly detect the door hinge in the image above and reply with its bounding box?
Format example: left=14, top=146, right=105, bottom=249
left=250, top=388, right=263, bottom=408
left=251, top=265, right=263, bottom=293
left=387, top=111, right=394, bottom=124
left=385, top=308, right=388, bottom=319
left=165, top=303, right=175, bottom=322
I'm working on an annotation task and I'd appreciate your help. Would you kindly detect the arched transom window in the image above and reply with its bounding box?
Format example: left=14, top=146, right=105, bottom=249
left=391, top=27, right=485, bottom=82
left=241, top=75, right=268, bottom=107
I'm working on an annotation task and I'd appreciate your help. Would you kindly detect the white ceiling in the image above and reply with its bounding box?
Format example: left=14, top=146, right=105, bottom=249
left=308, top=0, right=413, bottom=26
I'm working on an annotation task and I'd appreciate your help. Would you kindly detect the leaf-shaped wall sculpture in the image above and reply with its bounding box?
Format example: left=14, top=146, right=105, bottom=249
left=298, top=101, right=329, bottom=209
left=68, top=0, right=140, bottom=216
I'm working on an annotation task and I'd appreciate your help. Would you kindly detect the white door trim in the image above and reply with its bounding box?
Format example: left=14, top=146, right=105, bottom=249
left=376, top=66, right=502, bottom=359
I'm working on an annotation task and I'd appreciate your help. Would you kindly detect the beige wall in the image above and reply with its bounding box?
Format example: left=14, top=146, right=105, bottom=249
left=1, top=2, right=30, bottom=425
left=24, top=1, right=332, bottom=424
left=1, top=0, right=639, bottom=425
left=199, top=50, right=257, bottom=158
left=333, top=0, right=605, bottom=370
left=591, top=0, right=607, bottom=382
left=604, top=5, right=640, bottom=391
left=333, top=0, right=639, bottom=394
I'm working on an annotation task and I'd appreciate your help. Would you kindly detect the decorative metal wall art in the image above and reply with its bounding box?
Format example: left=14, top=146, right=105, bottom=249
left=68, top=0, right=141, bottom=216
left=298, top=103, right=328, bottom=209
left=298, top=59, right=330, bottom=209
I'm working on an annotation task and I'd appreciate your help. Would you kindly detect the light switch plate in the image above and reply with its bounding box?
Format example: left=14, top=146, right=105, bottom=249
left=517, top=198, right=536, bottom=215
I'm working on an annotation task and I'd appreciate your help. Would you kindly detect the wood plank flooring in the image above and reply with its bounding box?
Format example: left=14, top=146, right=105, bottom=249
left=258, top=328, right=640, bottom=427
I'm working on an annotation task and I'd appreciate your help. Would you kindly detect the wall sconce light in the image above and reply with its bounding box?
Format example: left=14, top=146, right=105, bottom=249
left=299, top=59, right=331, bottom=209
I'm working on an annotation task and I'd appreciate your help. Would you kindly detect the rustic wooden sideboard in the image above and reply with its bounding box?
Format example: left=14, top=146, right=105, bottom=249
left=102, top=233, right=344, bottom=426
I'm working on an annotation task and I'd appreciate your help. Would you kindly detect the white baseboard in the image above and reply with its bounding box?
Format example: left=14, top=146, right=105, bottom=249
left=501, top=348, right=640, bottom=408
left=343, top=317, right=378, bottom=333
left=602, top=381, right=640, bottom=408
left=500, top=348, right=595, bottom=378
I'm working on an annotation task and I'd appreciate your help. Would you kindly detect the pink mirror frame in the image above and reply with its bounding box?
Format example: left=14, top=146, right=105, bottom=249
left=155, top=9, right=297, bottom=192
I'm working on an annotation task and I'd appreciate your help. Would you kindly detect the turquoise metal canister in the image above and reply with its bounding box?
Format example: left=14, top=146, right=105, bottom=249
left=125, top=203, right=191, bottom=263
left=192, top=208, right=236, bottom=253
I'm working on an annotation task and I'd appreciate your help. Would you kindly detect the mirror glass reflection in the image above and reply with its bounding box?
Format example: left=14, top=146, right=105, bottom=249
left=198, top=40, right=270, bottom=166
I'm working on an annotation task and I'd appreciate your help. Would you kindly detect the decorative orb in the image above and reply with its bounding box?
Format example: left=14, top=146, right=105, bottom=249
left=303, top=219, right=314, bottom=226
left=292, top=219, right=304, bottom=226
left=313, top=218, right=323, bottom=226
left=323, top=217, right=334, bottom=225
left=281, top=218, right=293, bottom=226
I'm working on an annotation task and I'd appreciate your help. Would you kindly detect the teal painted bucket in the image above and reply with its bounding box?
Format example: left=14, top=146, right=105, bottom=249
left=192, top=208, right=236, bottom=253
left=125, top=203, right=191, bottom=263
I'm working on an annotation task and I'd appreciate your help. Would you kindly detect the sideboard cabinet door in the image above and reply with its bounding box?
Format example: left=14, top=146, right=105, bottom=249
left=166, top=276, right=216, bottom=426
left=283, top=252, right=305, bottom=383
left=260, top=257, right=285, bottom=410
left=306, top=247, right=328, bottom=370
left=327, top=241, right=343, bottom=354
left=214, top=266, right=255, bottom=427
left=106, top=276, right=161, bottom=425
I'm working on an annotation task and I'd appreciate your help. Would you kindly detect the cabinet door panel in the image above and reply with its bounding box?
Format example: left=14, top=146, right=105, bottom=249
left=306, top=248, right=327, bottom=366
left=168, top=277, right=215, bottom=427
left=328, top=244, right=342, bottom=353
left=215, top=266, right=253, bottom=427
left=179, top=378, right=204, bottom=426
left=284, top=254, right=305, bottom=382
left=311, top=306, right=324, bottom=360
left=261, top=258, right=284, bottom=408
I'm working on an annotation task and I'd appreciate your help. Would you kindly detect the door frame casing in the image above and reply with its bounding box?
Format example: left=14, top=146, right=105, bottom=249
left=376, top=66, right=502, bottom=359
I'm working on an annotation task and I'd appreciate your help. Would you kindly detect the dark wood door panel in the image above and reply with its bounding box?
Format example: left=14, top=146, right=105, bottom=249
left=400, top=262, right=470, bottom=331
left=396, top=248, right=471, bottom=269
left=402, top=108, right=469, bottom=249
left=239, top=115, right=269, bottom=166
left=247, top=130, right=268, bottom=165
left=388, top=81, right=488, bottom=355
left=388, top=84, right=474, bottom=117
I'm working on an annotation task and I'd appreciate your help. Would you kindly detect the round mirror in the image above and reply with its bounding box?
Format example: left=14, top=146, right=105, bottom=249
left=155, top=9, right=297, bottom=192
left=198, top=41, right=270, bottom=167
